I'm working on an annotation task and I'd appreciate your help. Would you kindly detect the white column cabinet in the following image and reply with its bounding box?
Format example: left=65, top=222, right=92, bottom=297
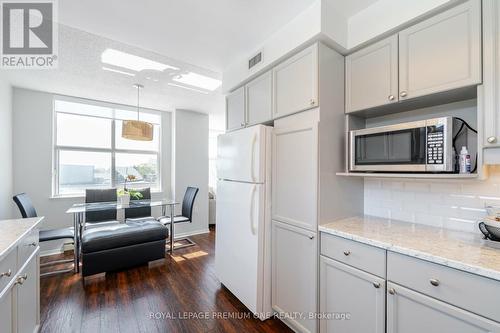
left=225, top=86, right=246, bottom=131
left=272, top=220, right=317, bottom=333
left=346, top=35, right=399, bottom=113
left=246, top=70, right=273, bottom=126
left=272, top=117, right=318, bottom=231
left=398, top=0, right=481, bottom=101
left=273, top=44, right=318, bottom=119
left=387, top=282, right=500, bottom=333
left=319, top=256, right=385, bottom=333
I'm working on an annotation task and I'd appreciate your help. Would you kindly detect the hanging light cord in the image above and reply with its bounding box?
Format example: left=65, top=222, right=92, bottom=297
left=136, top=84, right=140, bottom=121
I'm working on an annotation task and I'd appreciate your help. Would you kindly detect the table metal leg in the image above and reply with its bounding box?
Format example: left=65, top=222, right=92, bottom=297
left=170, top=205, right=175, bottom=254
left=73, top=213, right=78, bottom=273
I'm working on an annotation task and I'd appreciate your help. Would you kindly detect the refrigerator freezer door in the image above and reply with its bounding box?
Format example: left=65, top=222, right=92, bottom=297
left=215, top=180, right=267, bottom=315
left=217, top=125, right=267, bottom=183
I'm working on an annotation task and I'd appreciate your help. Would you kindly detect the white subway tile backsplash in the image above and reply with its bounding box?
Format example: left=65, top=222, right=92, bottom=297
left=363, top=168, right=500, bottom=232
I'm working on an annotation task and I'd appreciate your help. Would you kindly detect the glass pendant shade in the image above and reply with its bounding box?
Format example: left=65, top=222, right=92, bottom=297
left=122, top=83, right=154, bottom=141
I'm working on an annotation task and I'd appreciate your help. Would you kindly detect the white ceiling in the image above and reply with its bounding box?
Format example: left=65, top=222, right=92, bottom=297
left=58, top=0, right=319, bottom=73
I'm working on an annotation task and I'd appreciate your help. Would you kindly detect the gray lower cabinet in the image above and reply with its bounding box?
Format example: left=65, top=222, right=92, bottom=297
left=319, top=255, right=385, bottom=333
left=387, top=282, right=500, bottom=333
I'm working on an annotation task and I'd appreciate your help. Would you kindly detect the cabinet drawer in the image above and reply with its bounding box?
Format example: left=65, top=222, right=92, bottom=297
left=0, top=248, right=17, bottom=293
left=17, top=228, right=38, bottom=268
left=388, top=251, right=500, bottom=322
left=320, top=233, right=386, bottom=278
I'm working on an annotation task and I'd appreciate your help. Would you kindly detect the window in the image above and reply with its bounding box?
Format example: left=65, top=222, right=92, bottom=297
left=53, top=97, right=162, bottom=196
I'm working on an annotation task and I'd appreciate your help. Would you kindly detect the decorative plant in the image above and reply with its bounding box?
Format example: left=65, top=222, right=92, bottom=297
left=117, top=174, right=144, bottom=200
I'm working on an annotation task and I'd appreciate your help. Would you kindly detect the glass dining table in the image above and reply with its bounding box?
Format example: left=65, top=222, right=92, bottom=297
left=66, top=199, right=179, bottom=273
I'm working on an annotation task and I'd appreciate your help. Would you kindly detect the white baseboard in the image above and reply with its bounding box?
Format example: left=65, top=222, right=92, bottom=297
left=40, top=228, right=211, bottom=257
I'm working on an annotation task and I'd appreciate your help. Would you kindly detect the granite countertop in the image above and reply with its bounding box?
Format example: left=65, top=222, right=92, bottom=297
left=0, top=217, right=44, bottom=260
left=319, top=216, right=500, bottom=281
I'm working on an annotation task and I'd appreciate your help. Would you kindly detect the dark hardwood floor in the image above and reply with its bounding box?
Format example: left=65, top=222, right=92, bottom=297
left=40, top=226, right=292, bottom=333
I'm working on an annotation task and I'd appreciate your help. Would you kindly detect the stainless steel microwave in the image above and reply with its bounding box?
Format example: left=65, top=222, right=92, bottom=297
left=349, top=117, right=455, bottom=172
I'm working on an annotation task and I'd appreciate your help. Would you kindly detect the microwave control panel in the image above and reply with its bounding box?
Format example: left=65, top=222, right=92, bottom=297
left=427, top=125, right=444, bottom=164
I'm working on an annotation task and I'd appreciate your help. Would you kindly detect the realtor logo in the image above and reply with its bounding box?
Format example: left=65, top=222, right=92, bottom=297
left=1, top=0, right=58, bottom=68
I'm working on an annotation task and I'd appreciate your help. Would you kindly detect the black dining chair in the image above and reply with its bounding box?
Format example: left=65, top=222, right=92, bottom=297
left=124, top=188, right=156, bottom=223
left=13, top=193, right=75, bottom=276
left=159, top=187, right=199, bottom=250
left=84, top=188, right=120, bottom=229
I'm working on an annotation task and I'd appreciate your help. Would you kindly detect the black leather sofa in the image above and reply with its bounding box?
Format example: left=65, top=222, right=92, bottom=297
left=81, top=220, right=168, bottom=277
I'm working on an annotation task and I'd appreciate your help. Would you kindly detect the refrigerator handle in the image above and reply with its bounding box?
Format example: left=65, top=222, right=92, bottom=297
left=250, top=184, right=257, bottom=235
left=250, top=132, right=257, bottom=182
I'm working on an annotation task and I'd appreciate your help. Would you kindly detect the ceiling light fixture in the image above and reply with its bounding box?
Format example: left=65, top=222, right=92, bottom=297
left=101, top=49, right=179, bottom=72
left=102, top=66, right=135, bottom=77
left=122, top=83, right=154, bottom=141
left=172, top=72, right=221, bottom=91
left=168, top=82, right=210, bottom=95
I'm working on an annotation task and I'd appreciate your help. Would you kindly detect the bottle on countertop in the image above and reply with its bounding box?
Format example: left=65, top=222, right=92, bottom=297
left=459, top=146, right=471, bottom=174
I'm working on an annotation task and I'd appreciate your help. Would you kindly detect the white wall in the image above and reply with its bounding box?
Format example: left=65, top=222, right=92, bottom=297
left=0, top=78, right=13, bottom=219
left=172, top=109, right=209, bottom=236
left=12, top=87, right=173, bottom=254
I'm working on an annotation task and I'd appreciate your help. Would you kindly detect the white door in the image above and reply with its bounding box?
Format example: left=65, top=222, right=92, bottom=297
left=0, top=287, right=13, bottom=333
left=387, top=282, right=500, bottom=333
left=320, top=256, right=385, bottom=333
left=273, top=44, right=318, bottom=119
left=215, top=180, right=266, bottom=315
left=398, top=0, right=481, bottom=101
left=272, top=220, right=317, bottom=333
left=272, top=119, right=318, bottom=231
left=346, top=34, right=399, bottom=113
left=217, top=125, right=267, bottom=183
left=246, top=70, right=273, bottom=126
left=226, top=86, right=246, bottom=131
left=15, top=252, right=39, bottom=333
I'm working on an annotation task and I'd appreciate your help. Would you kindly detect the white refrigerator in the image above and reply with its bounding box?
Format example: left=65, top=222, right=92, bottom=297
left=215, top=124, right=273, bottom=319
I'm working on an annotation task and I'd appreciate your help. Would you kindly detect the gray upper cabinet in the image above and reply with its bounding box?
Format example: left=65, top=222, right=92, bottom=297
left=482, top=0, right=500, bottom=147
left=346, top=35, right=399, bottom=113
left=398, top=0, right=481, bottom=101
left=320, top=256, right=385, bottom=333
left=225, top=86, right=246, bottom=131
left=387, top=282, right=500, bottom=333
left=246, top=70, right=273, bottom=126
left=273, top=44, right=318, bottom=119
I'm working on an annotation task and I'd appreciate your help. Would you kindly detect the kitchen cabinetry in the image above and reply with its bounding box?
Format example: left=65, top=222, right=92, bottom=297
left=320, top=256, right=385, bottom=333
left=273, top=44, right=318, bottom=119
left=0, top=287, right=13, bottom=333
left=226, top=86, right=246, bottom=131
left=387, top=282, right=500, bottom=333
left=272, top=220, right=317, bottom=333
left=398, top=0, right=481, bottom=101
left=15, top=253, right=39, bottom=333
left=346, top=35, right=399, bottom=113
left=272, top=116, right=318, bottom=231
left=246, top=71, right=273, bottom=126
left=346, top=0, right=481, bottom=113
left=482, top=0, right=500, bottom=147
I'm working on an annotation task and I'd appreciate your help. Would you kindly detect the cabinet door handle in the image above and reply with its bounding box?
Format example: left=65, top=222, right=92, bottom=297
left=308, top=235, right=314, bottom=240
left=388, top=95, right=395, bottom=101
left=343, top=250, right=351, bottom=256
left=29, top=242, right=37, bottom=247
left=429, top=279, right=440, bottom=287
left=373, top=282, right=381, bottom=289
left=240, top=122, right=245, bottom=127
left=0, top=269, right=12, bottom=278
left=388, top=288, right=396, bottom=295
left=400, top=91, right=407, bottom=98
left=487, top=136, right=497, bottom=144
left=310, top=98, right=315, bottom=106
left=15, top=274, right=28, bottom=286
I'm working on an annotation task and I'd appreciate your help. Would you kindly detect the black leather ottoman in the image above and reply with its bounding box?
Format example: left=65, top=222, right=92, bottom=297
left=81, top=220, right=168, bottom=277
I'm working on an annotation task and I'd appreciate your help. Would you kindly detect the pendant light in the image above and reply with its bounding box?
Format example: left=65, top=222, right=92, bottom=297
left=122, top=83, right=154, bottom=141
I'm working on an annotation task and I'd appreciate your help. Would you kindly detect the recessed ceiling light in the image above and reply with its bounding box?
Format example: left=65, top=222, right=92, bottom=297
left=102, top=66, right=135, bottom=77
left=101, top=49, right=179, bottom=72
left=168, top=83, right=209, bottom=95
left=172, top=72, right=221, bottom=91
